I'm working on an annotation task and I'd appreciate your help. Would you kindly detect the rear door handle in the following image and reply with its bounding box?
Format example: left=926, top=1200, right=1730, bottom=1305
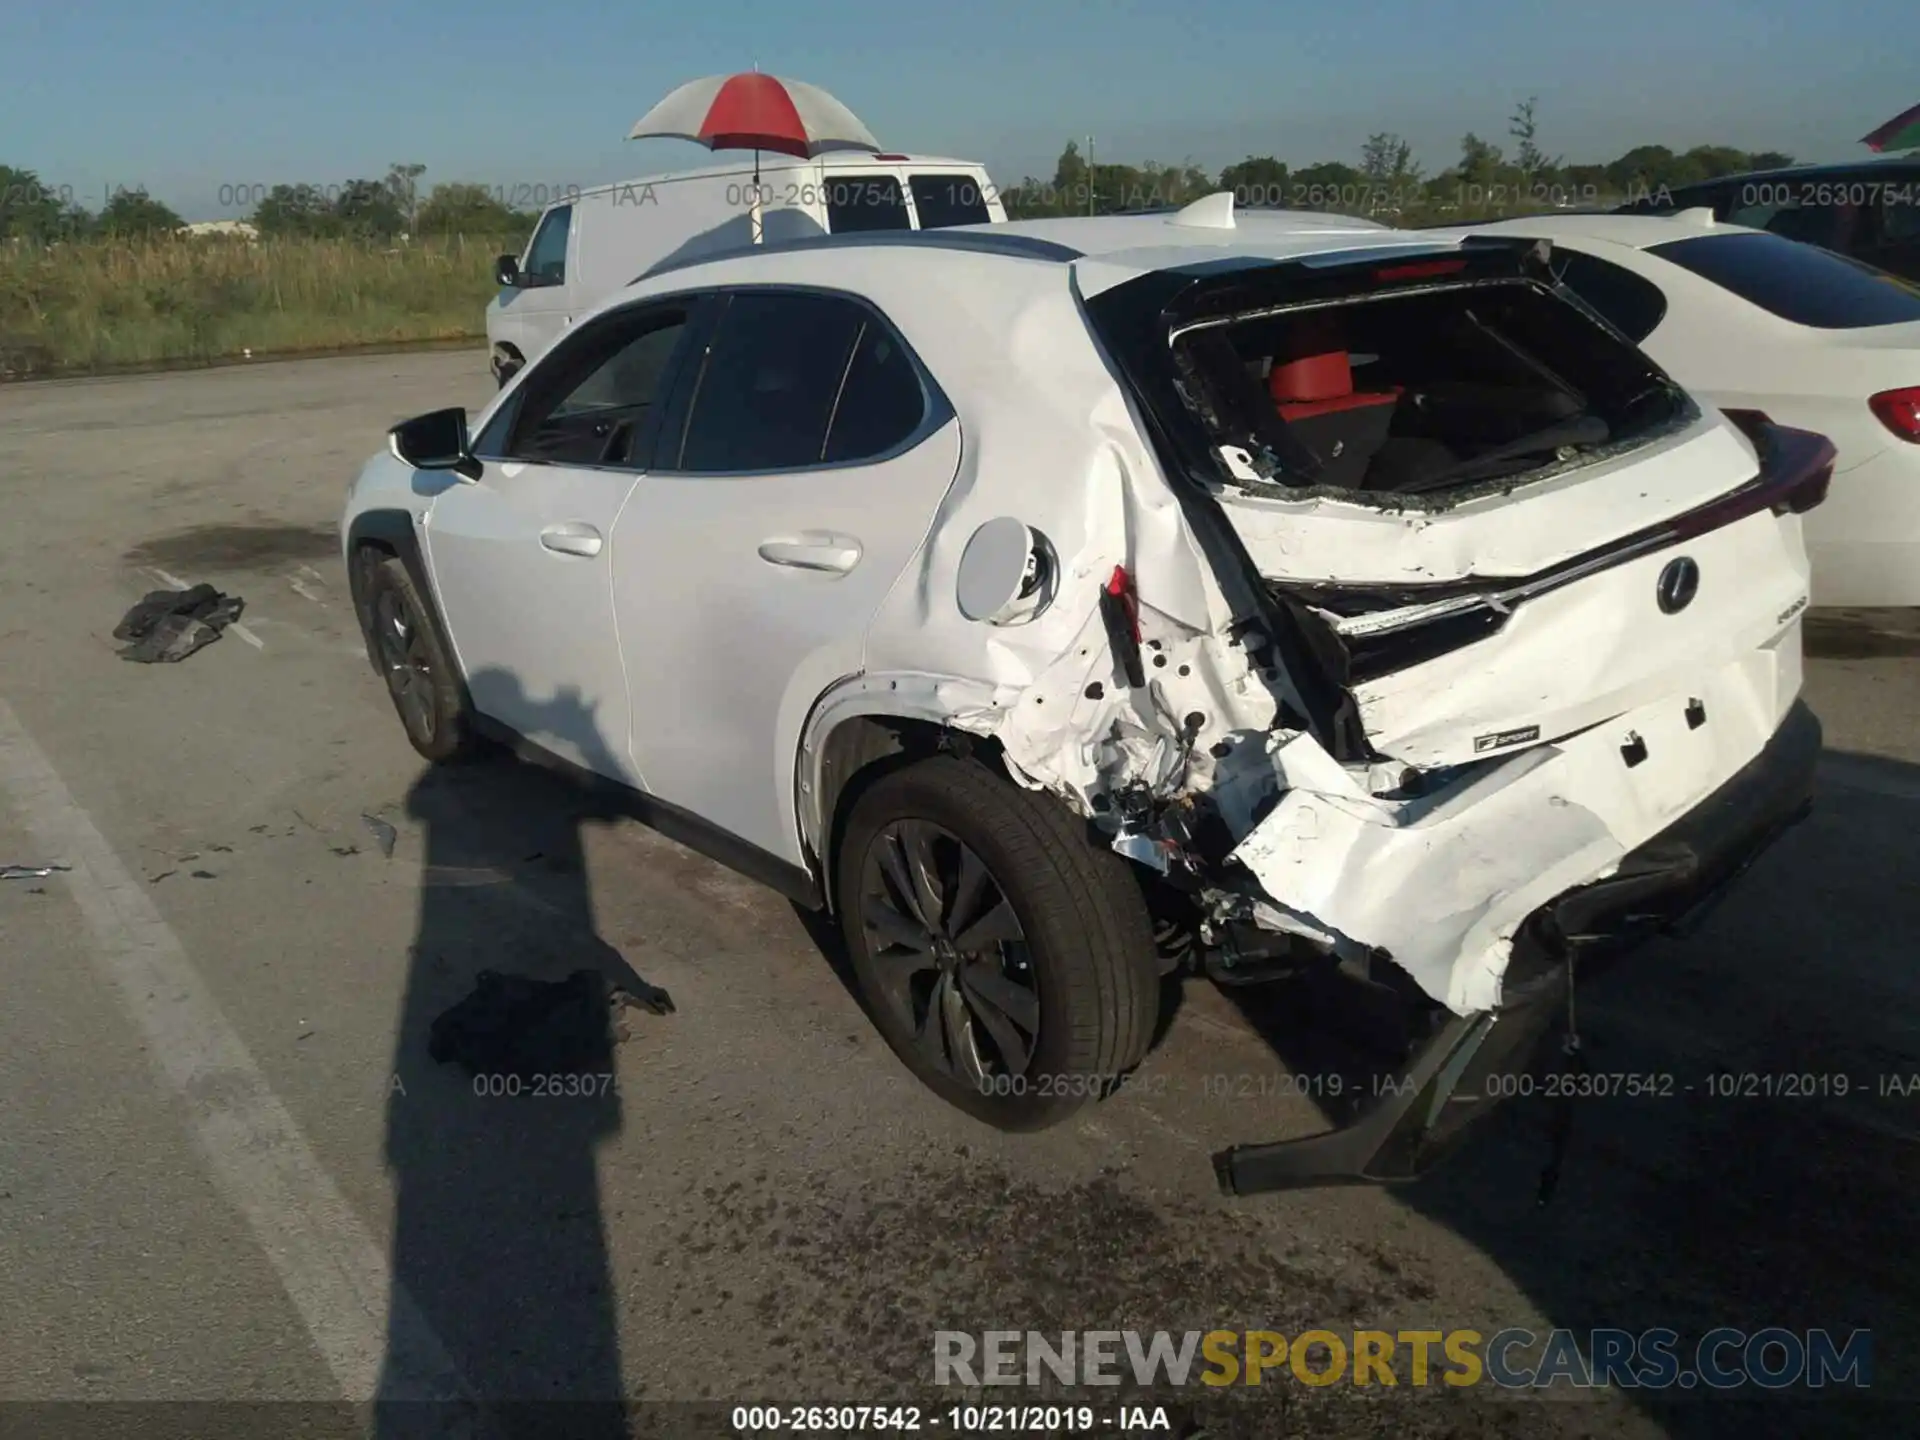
left=540, top=522, right=603, bottom=558
left=757, top=533, right=862, bottom=574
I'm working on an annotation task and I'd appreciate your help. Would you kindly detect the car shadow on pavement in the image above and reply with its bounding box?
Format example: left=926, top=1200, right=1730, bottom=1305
left=375, top=672, right=671, bottom=1440
left=1223, top=745, right=1920, bottom=1437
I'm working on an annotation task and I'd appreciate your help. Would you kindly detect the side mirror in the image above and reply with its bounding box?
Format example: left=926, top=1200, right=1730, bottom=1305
left=494, top=254, right=521, bottom=288
left=389, top=407, right=482, bottom=482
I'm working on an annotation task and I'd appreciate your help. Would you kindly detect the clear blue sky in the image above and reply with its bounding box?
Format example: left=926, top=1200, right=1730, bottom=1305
left=4, top=0, right=1911, bottom=220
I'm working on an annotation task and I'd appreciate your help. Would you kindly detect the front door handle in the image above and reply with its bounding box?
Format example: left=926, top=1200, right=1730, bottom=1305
left=757, top=533, right=862, bottom=574
left=541, top=522, right=603, bottom=558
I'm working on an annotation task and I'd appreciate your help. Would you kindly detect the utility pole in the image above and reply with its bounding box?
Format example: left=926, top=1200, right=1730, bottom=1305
left=1087, top=134, right=1095, bottom=215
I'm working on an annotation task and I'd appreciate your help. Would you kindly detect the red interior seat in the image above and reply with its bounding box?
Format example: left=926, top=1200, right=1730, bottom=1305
left=1268, top=319, right=1400, bottom=421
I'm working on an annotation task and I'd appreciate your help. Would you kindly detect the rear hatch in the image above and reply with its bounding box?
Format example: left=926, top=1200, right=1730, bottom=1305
left=1083, top=237, right=1833, bottom=770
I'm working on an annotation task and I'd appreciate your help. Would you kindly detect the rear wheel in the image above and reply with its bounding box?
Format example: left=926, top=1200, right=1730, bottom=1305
left=490, top=344, right=524, bottom=389
left=836, top=756, right=1161, bottom=1131
left=358, top=551, right=478, bottom=763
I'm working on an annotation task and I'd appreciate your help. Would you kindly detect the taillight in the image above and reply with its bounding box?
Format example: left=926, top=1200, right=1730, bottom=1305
left=1720, top=408, right=1773, bottom=446
left=1099, top=565, right=1146, bottom=688
left=1716, top=409, right=1832, bottom=512
left=1869, top=386, right=1920, bottom=442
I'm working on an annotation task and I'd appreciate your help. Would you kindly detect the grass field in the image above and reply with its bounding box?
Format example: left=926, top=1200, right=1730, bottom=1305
left=0, top=201, right=1584, bottom=379
left=0, top=233, right=516, bottom=379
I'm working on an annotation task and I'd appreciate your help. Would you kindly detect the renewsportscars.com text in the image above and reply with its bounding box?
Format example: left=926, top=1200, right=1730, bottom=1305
left=933, top=1327, right=1872, bottom=1390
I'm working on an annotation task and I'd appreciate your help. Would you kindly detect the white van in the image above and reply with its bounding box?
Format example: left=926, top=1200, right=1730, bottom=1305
left=484, top=151, right=1006, bottom=385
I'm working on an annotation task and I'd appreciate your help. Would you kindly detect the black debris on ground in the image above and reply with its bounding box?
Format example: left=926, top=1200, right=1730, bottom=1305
left=427, top=969, right=675, bottom=1080
left=113, top=584, right=245, bottom=663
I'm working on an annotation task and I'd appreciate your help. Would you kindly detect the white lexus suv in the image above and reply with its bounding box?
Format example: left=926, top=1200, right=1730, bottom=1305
left=341, top=196, right=1833, bottom=1192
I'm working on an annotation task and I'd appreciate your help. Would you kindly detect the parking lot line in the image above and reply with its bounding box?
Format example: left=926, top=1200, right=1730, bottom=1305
left=0, top=695, right=475, bottom=1409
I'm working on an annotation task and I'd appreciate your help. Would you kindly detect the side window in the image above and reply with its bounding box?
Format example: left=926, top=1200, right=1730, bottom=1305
left=487, top=304, right=690, bottom=467
left=675, top=293, right=865, bottom=471
left=1553, top=252, right=1670, bottom=343
left=825, top=177, right=910, bottom=234
left=908, top=174, right=991, bottom=229
left=1728, top=202, right=1783, bottom=230
left=523, top=205, right=573, bottom=284
left=1879, top=200, right=1920, bottom=242
left=1752, top=202, right=1854, bottom=252
left=825, top=322, right=928, bottom=462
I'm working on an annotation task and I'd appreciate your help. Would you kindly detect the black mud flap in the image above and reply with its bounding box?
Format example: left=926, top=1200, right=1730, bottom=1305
left=1212, top=697, right=1822, bottom=1194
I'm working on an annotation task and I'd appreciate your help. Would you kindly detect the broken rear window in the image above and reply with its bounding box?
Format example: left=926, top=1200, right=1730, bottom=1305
left=1173, top=276, right=1688, bottom=500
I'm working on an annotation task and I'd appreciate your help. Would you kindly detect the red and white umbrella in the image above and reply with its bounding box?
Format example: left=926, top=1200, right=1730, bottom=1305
left=629, top=72, right=880, bottom=243
left=627, top=73, right=880, bottom=160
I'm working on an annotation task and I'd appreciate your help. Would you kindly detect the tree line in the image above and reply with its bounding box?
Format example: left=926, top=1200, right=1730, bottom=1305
left=1002, top=101, right=1797, bottom=217
left=3, top=100, right=1809, bottom=243
left=0, top=161, right=531, bottom=241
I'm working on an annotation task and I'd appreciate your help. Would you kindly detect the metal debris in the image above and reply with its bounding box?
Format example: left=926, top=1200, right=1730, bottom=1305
left=2, top=864, right=70, bottom=881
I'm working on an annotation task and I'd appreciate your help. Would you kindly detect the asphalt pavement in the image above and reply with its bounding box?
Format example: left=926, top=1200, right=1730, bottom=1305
left=0, top=352, right=1915, bottom=1439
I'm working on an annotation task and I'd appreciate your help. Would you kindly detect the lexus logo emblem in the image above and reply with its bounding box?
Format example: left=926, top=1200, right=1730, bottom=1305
left=1657, top=556, right=1700, bottom=614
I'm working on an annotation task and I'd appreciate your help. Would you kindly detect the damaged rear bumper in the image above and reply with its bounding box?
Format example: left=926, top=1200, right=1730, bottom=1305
left=1213, top=698, right=1821, bottom=1194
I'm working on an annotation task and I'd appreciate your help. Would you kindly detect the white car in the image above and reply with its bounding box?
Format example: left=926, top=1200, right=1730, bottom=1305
left=1431, top=211, right=1920, bottom=606
left=343, top=196, right=1830, bottom=1192
left=486, top=152, right=1005, bottom=388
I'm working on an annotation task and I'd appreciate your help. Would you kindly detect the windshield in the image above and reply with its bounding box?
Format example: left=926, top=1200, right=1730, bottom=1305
left=1649, top=230, right=1920, bottom=329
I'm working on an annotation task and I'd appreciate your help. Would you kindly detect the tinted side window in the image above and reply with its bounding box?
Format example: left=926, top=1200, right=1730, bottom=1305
left=825, top=178, right=910, bottom=233
left=1749, top=202, right=1856, bottom=251
left=524, top=205, right=572, bottom=284
left=825, top=322, right=928, bottom=462
left=1650, top=231, right=1920, bottom=329
left=676, top=293, right=865, bottom=471
left=1884, top=200, right=1920, bottom=242
left=1553, top=251, right=1670, bottom=342
left=493, top=305, right=690, bottom=467
left=909, top=174, right=991, bottom=229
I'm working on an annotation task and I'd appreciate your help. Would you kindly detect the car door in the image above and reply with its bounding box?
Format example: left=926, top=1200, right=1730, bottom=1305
left=611, top=287, right=962, bottom=863
left=423, top=296, right=703, bottom=783
left=494, top=202, right=575, bottom=364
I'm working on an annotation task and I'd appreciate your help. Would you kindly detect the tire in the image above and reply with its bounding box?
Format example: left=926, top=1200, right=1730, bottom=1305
left=836, top=756, right=1161, bottom=1131
left=357, top=550, right=479, bottom=763
left=490, top=346, right=522, bottom=389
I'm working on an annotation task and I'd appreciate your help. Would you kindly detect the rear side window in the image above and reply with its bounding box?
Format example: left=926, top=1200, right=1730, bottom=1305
left=1553, top=252, right=1669, bottom=342
left=676, top=293, right=864, bottom=471
left=909, top=174, right=991, bottom=229
left=523, top=205, right=571, bottom=284
left=1884, top=201, right=1920, bottom=241
left=825, top=322, right=928, bottom=462
left=825, top=177, right=910, bottom=233
left=1650, top=231, right=1920, bottom=328
left=1727, top=201, right=1859, bottom=251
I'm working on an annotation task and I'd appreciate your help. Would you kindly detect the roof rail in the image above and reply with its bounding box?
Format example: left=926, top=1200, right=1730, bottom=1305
left=635, top=227, right=1082, bottom=284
